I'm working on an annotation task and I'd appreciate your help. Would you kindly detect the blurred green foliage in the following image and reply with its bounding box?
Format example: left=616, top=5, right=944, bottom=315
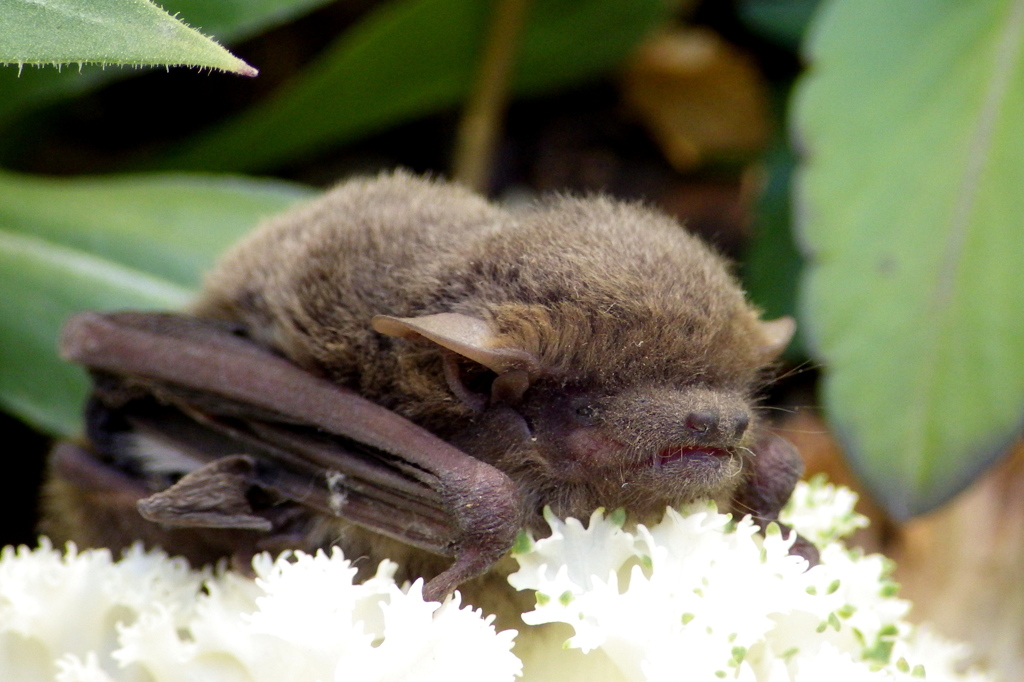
left=149, top=0, right=672, bottom=172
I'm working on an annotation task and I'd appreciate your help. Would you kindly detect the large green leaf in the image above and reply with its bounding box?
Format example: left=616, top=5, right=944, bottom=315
left=0, top=0, right=255, bottom=75
left=153, top=0, right=672, bottom=172
left=0, top=172, right=314, bottom=436
left=0, top=230, right=190, bottom=437
left=793, top=0, right=1024, bottom=517
left=0, top=171, right=313, bottom=286
left=0, top=0, right=334, bottom=128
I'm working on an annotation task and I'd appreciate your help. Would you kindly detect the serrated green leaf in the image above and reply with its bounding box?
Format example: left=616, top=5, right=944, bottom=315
left=793, top=0, right=1024, bottom=517
left=0, top=0, right=256, bottom=75
left=152, top=0, right=672, bottom=172
left=0, top=0, right=332, bottom=131
left=0, top=172, right=315, bottom=436
left=0, top=0, right=333, bottom=128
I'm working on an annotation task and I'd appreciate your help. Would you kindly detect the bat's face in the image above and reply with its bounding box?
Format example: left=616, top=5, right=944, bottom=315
left=372, top=300, right=789, bottom=530
left=453, top=381, right=753, bottom=525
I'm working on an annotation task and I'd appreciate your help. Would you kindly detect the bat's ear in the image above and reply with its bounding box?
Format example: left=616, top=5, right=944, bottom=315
left=757, top=316, right=796, bottom=361
left=372, top=313, right=538, bottom=374
left=372, top=313, right=539, bottom=411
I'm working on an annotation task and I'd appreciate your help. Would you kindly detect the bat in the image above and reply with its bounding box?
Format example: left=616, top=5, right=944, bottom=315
left=43, top=171, right=814, bottom=604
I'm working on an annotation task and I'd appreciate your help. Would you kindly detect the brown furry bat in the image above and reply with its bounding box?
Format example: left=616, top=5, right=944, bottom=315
left=45, top=171, right=810, bottom=604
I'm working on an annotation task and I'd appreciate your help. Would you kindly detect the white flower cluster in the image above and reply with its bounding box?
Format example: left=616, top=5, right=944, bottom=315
left=0, top=478, right=993, bottom=682
left=508, top=477, right=992, bottom=682
left=0, top=542, right=518, bottom=682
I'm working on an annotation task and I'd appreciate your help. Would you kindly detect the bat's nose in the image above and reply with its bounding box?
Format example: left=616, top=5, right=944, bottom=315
left=605, top=386, right=753, bottom=450
left=684, top=409, right=749, bottom=443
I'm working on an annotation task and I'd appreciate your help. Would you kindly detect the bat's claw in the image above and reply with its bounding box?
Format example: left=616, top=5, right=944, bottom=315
left=787, top=530, right=820, bottom=567
left=422, top=547, right=490, bottom=603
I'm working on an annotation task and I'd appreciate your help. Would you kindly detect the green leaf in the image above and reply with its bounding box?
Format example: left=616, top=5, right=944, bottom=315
left=0, top=230, right=189, bottom=436
left=0, top=0, right=333, bottom=128
left=158, top=0, right=334, bottom=42
left=0, top=171, right=313, bottom=286
left=738, top=0, right=821, bottom=51
left=153, top=0, right=672, bottom=172
left=793, top=0, right=1024, bottom=517
left=742, top=142, right=805, bottom=359
left=0, top=172, right=314, bottom=436
left=0, top=0, right=256, bottom=75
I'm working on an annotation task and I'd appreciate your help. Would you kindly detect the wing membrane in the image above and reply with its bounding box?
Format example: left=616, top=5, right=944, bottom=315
left=60, top=311, right=524, bottom=599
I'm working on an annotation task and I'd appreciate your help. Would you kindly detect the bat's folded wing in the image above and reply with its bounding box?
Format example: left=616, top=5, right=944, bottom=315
left=60, top=311, right=524, bottom=600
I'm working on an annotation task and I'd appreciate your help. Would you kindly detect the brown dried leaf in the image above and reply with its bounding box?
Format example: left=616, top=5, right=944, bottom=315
left=892, top=441, right=1024, bottom=679
left=621, top=28, right=771, bottom=170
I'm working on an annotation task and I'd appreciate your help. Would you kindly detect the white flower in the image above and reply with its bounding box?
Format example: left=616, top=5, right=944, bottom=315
left=506, top=477, right=993, bottom=682
left=55, top=652, right=117, bottom=682
left=0, top=543, right=519, bottom=682
left=781, top=476, right=870, bottom=546
left=0, top=476, right=993, bottom=681
left=0, top=539, right=204, bottom=682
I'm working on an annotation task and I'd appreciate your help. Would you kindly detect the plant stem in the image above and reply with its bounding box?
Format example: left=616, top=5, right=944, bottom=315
left=451, top=0, right=532, bottom=193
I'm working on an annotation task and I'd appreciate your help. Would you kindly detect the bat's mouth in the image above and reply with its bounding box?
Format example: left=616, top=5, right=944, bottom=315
left=656, top=445, right=731, bottom=468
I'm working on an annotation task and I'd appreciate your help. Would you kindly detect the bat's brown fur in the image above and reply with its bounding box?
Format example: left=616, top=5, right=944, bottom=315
left=197, top=172, right=767, bottom=410
left=46, top=171, right=803, bottom=618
